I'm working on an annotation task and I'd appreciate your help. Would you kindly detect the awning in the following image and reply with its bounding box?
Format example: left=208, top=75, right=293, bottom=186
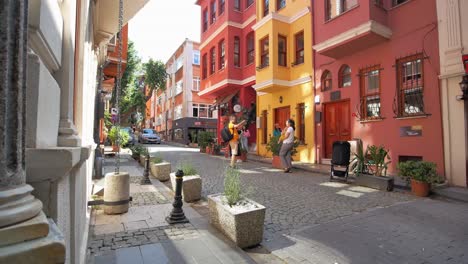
left=215, top=91, right=239, bottom=108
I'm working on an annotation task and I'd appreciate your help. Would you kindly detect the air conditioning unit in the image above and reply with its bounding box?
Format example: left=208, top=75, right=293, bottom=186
left=256, top=116, right=262, bottom=129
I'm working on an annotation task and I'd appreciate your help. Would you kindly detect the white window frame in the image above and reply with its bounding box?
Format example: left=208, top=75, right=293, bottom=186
left=193, top=51, right=200, bottom=65
left=193, top=77, right=200, bottom=91
left=176, top=80, right=183, bottom=95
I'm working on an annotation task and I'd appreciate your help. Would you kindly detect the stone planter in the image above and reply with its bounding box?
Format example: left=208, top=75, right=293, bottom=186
left=170, top=173, right=201, bottom=202
left=355, top=173, right=394, bottom=191
left=272, top=155, right=282, bottom=169
left=139, top=155, right=146, bottom=166
left=150, top=162, right=171, bottom=181
left=208, top=194, right=266, bottom=249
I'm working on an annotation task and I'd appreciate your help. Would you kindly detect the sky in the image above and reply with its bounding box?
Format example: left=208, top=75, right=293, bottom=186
left=129, top=1, right=201, bottom=63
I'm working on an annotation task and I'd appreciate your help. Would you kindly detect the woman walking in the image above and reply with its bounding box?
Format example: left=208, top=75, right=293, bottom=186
left=279, top=119, right=295, bottom=173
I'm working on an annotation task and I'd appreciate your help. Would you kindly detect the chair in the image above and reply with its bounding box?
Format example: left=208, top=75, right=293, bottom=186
left=330, top=141, right=351, bottom=182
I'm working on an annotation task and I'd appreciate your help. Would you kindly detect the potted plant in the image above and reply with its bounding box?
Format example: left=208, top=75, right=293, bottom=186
left=150, top=155, right=171, bottom=182
left=352, top=143, right=394, bottom=191
left=212, top=143, right=221, bottom=155
left=397, top=160, right=438, bottom=197
left=198, top=131, right=214, bottom=153
left=266, top=135, right=299, bottom=169
left=108, top=126, right=130, bottom=153
left=170, top=162, right=201, bottom=202
left=130, top=145, right=143, bottom=160
left=208, top=167, right=265, bottom=248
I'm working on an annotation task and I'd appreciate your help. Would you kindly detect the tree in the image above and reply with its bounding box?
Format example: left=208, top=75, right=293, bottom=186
left=143, top=59, right=167, bottom=101
left=111, top=41, right=141, bottom=107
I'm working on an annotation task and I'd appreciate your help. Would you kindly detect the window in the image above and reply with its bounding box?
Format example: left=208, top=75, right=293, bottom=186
left=393, top=0, right=408, bottom=6
left=246, top=32, right=255, bottom=65
left=277, top=0, right=286, bottom=10
left=339, top=65, right=352, bottom=87
left=262, top=110, right=268, bottom=144
left=294, top=31, right=304, bottom=65
left=246, top=0, right=254, bottom=8
left=219, top=0, right=225, bottom=14
left=193, top=51, right=200, bottom=65
left=174, top=105, right=183, bottom=120
left=278, top=35, right=287, bottom=67
left=260, top=36, right=269, bottom=68
left=297, top=103, right=305, bottom=144
left=203, top=9, right=208, bottom=32
left=234, top=36, right=241, bottom=67
left=359, top=65, right=381, bottom=119
left=175, top=80, right=183, bottom=95
left=396, top=54, right=424, bottom=117
left=193, top=77, right=200, bottom=91
left=263, top=0, right=269, bottom=17
left=192, top=104, right=211, bottom=118
left=234, top=0, right=241, bottom=11
left=202, top=53, right=207, bottom=79
left=326, top=0, right=358, bottom=20
left=211, top=1, right=217, bottom=24
left=321, top=70, right=332, bottom=91
left=219, top=40, right=225, bottom=70
left=210, top=47, right=216, bottom=74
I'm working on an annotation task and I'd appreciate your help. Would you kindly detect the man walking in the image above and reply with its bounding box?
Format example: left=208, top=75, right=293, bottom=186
left=228, top=115, right=246, bottom=168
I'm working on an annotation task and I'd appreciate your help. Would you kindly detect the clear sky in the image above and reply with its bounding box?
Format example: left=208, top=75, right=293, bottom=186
left=129, top=0, right=201, bottom=63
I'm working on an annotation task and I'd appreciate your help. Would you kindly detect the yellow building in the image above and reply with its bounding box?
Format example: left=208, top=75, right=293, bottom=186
left=253, top=0, right=315, bottom=162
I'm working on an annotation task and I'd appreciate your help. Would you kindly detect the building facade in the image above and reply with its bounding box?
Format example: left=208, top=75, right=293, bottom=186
left=151, top=39, right=217, bottom=145
left=436, top=0, right=468, bottom=187
left=313, top=0, right=444, bottom=175
left=196, top=0, right=258, bottom=150
left=253, top=0, right=315, bottom=162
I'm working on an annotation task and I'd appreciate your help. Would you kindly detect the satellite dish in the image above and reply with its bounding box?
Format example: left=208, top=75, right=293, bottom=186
left=233, top=104, right=242, bottom=113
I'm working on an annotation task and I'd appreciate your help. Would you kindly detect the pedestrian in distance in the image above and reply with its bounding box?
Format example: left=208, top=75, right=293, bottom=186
left=240, top=125, right=250, bottom=153
left=228, top=115, right=247, bottom=168
left=278, top=119, right=295, bottom=173
left=273, top=123, right=282, bottom=138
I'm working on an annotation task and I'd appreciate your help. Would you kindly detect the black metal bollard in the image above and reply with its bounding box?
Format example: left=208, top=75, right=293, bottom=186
left=166, top=169, right=189, bottom=224
left=141, top=149, right=151, bottom=185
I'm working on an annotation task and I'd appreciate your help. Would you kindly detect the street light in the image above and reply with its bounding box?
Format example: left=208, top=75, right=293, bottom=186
left=457, top=74, right=468, bottom=101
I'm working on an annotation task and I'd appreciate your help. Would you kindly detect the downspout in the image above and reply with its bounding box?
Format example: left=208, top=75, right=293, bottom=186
left=311, top=0, right=318, bottom=164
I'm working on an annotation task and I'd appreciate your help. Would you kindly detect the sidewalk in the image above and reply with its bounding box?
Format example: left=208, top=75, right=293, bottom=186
left=87, top=152, right=256, bottom=264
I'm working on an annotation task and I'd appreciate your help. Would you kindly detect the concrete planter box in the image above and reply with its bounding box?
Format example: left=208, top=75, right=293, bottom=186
left=355, top=173, right=394, bottom=191
left=208, top=194, right=266, bottom=249
left=169, top=173, right=201, bottom=202
left=150, top=162, right=171, bottom=181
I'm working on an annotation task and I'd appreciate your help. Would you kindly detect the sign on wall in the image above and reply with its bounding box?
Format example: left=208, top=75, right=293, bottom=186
left=400, top=125, right=422, bottom=137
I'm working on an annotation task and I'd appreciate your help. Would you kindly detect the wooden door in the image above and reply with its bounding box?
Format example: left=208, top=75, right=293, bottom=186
left=324, top=100, right=351, bottom=158
left=274, top=106, right=290, bottom=131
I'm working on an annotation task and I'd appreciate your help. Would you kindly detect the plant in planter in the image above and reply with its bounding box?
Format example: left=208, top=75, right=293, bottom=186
left=352, top=143, right=394, bottom=191
left=130, top=145, right=143, bottom=160
left=266, top=135, right=299, bottom=169
left=169, top=161, right=201, bottom=202
left=150, top=155, right=171, bottom=182
left=108, top=126, right=130, bottom=152
left=212, top=143, right=221, bottom=155
left=208, top=167, right=265, bottom=249
left=198, top=131, right=214, bottom=153
left=397, top=160, right=439, bottom=197
left=139, top=147, right=149, bottom=166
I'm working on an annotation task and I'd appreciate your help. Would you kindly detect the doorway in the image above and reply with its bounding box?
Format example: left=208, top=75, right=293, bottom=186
left=323, top=100, right=351, bottom=159
left=274, top=106, right=291, bottom=131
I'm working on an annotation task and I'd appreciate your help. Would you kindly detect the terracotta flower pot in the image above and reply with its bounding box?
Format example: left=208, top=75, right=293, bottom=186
left=411, top=179, right=431, bottom=197
left=272, top=155, right=282, bottom=169
left=112, top=145, right=120, bottom=152
left=206, top=147, right=212, bottom=154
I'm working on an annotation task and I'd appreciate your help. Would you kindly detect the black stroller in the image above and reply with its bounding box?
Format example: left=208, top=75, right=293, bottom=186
left=330, top=141, right=351, bottom=182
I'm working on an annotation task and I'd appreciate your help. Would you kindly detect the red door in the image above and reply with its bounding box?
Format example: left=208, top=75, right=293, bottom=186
left=324, top=100, right=351, bottom=158
left=275, top=106, right=290, bottom=131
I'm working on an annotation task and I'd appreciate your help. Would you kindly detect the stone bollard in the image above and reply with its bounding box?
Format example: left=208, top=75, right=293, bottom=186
left=104, top=172, right=130, bottom=214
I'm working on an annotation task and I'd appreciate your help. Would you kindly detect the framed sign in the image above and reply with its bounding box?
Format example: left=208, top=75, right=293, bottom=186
left=400, top=125, right=422, bottom=137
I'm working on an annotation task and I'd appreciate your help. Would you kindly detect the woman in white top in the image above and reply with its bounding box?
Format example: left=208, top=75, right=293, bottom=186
left=278, top=119, right=295, bottom=173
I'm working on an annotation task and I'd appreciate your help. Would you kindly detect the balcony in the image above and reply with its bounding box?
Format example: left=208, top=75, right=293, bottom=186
left=313, top=0, right=392, bottom=59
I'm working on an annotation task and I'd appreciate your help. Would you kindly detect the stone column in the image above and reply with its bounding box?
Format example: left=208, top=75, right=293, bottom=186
left=0, top=0, right=43, bottom=228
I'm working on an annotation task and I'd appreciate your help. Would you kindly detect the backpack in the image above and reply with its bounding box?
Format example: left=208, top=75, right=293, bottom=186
left=221, top=126, right=234, bottom=142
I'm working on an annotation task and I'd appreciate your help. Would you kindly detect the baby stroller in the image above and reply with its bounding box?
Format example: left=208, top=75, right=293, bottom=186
left=330, top=141, right=351, bottom=182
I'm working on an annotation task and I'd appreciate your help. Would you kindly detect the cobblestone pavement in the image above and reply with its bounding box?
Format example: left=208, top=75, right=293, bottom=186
left=151, top=145, right=414, bottom=239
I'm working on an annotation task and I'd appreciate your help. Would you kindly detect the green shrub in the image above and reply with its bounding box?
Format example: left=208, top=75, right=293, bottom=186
left=366, top=145, right=391, bottom=176
left=397, top=160, right=439, bottom=184
left=150, top=156, right=163, bottom=164
left=224, top=166, right=242, bottom=207
left=198, top=131, right=215, bottom=149
left=266, top=135, right=300, bottom=156
left=130, top=145, right=144, bottom=158
left=177, top=162, right=197, bottom=176
left=108, top=126, right=130, bottom=146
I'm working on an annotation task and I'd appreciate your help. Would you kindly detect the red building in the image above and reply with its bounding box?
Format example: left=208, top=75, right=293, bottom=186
left=313, top=0, right=444, bottom=175
left=196, top=0, right=258, bottom=149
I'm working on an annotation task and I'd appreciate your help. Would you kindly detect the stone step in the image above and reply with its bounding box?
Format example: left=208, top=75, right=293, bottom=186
left=433, top=186, right=468, bottom=203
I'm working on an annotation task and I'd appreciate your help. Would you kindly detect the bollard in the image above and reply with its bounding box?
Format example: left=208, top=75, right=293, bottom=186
left=103, top=172, right=130, bottom=214
left=141, top=150, right=151, bottom=185
left=166, top=169, right=189, bottom=224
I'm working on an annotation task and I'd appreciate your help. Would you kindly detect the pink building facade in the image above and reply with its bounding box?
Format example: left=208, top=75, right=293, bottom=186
left=313, top=0, right=444, bottom=175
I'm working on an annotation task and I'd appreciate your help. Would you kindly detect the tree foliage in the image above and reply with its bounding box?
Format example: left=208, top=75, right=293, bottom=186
left=143, top=59, right=167, bottom=101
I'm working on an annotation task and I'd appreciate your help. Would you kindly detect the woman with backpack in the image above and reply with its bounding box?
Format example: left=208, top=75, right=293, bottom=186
left=278, top=119, right=295, bottom=173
